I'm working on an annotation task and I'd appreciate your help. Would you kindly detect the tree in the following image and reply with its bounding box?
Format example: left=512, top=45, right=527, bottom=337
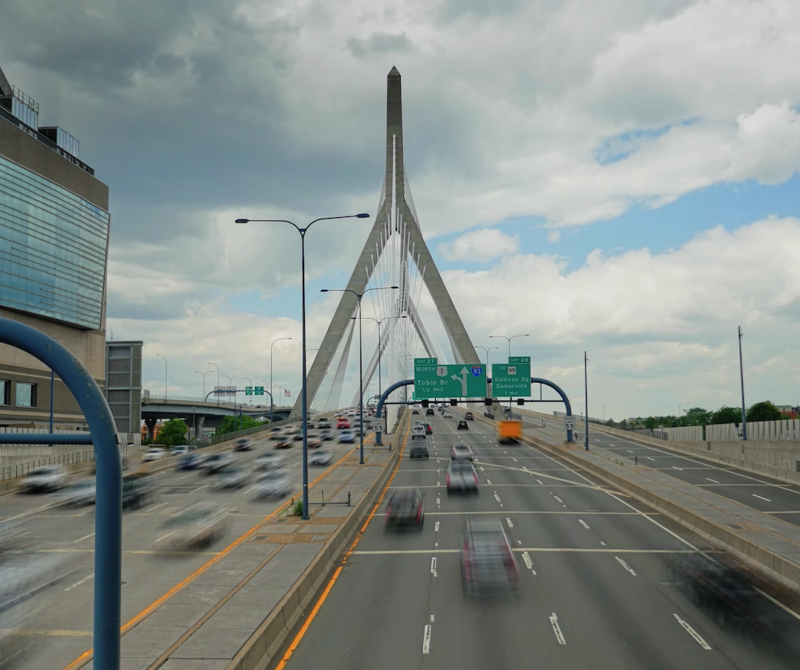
left=746, top=401, right=783, bottom=423
left=710, top=406, right=742, bottom=425
left=217, top=414, right=261, bottom=436
left=159, top=418, right=188, bottom=447
left=685, top=407, right=711, bottom=426
left=644, top=417, right=657, bottom=430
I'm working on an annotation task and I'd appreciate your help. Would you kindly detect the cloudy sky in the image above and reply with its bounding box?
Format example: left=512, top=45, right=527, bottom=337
left=2, top=0, right=799, bottom=420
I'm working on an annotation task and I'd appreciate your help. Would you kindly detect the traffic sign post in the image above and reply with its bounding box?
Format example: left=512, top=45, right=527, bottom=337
left=564, top=415, right=576, bottom=431
left=245, top=386, right=253, bottom=396
left=414, top=358, right=485, bottom=399
left=491, top=356, right=531, bottom=397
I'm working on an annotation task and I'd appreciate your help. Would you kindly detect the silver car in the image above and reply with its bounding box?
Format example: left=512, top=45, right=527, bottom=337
left=159, top=502, right=228, bottom=550
left=447, top=460, right=479, bottom=493
left=202, top=452, right=234, bottom=474
left=255, top=452, right=285, bottom=471
left=253, top=471, right=292, bottom=499
left=213, top=465, right=249, bottom=489
left=309, top=450, right=333, bottom=466
left=19, top=466, right=67, bottom=493
left=57, top=480, right=96, bottom=506
left=451, top=444, right=475, bottom=461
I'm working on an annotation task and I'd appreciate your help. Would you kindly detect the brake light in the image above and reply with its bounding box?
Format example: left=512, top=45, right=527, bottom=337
left=502, top=544, right=515, bottom=568
left=446, top=473, right=450, bottom=486
left=473, top=472, right=479, bottom=486
left=416, top=505, right=422, bottom=522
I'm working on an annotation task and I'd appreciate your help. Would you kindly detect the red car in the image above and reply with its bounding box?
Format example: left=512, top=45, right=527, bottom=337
left=337, top=419, right=351, bottom=429
left=464, top=412, right=474, bottom=421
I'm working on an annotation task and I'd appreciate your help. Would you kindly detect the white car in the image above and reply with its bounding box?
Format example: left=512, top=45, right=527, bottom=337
left=172, top=445, right=189, bottom=456
left=253, top=471, right=292, bottom=499
left=142, top=447, right=167, bottom=463
left=233, top=437, right=254, bottom=452
left=213, top=466, right=249, bottom=489
left=160, top=502, right=228, bottom=549
left=451, top=444, right=475, bottom=461
left=309, top=450, right=333, bottom=466
left=57, top=480, right=96, bottom=506
left=255, top=452, right=284, bottom=471
left=19, top=466, right=67, bottom=493
left=411, top=426, right=426, bottom=440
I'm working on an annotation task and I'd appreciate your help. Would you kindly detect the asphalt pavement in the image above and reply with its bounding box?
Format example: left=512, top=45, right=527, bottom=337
left=0, top=430, right=358, bottom=670
left=276, top=411, right=800, bottom=670
left=522, top=410, right=800, bottom=529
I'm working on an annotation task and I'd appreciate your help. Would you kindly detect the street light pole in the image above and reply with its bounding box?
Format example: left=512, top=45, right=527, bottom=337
left=351, top=314, right=407, bottom=401
left=236, top=213, right=370, bottom=520
left=208, top=362, right=221, bottom=405
left=269, top=337, right=293, bottom=425
left=196, top=370, right=213, bottom=400
left=323, top=286, right=399, bottom=465
left=475, top=345, right=499, bottom=399
left=156, top=354, right=168, bottom=398
left=738, top=326, right=748, bottom=441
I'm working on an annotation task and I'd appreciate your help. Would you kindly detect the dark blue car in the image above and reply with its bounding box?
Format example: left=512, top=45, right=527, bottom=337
left=180, top=453, right=203, bottom=470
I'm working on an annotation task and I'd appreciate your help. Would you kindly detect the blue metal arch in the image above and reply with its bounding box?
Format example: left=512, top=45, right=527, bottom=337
left=0, top=318, right=121, bottom=668
left=374, top=379, right=414, bottom=446
left=529, top=377, right=574, bottom=443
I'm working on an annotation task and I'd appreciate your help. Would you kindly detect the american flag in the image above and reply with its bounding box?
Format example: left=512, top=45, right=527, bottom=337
left=284, top=389, right=291, bottom=398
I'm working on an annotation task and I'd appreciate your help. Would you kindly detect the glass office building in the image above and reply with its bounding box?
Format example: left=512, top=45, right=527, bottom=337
left=0, top=154, right=110, bottom=329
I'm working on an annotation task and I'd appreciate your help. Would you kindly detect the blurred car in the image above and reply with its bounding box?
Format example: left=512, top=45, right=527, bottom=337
left=292, top=429, right=304, bottom=441
left=179, top=452, right=205, bottom=470
left=255, top=452, right=284, bottom=471
left=464, top=412, right=474, bottom=420
left=338, top=430, right=355, bottom=444
left=451, top=444, right=475, bottom=461
left=320, top=429, right=335, bottom=441
left=411, top=426, right=426, bottom=440
left=447, top=460, right=479, bottom=493
left=409, top=444, right=429, bottom=459
left=424, top=423, right=433, bottom=435
left=337, top=418, right=351, bottom=429
left=309, top=450, right=333, bottom=466
left=172, top=445, right=190, bottom=456
left=275, top=436, right=293, bottom=449
left=317, top=418, right=332, bottom=429
left=213, top=465, right=249, bottom=489
left=307, top=433, right=322, bottom=448
left=202, top=452, right=234, bottom=474
left=385, top=488, right=424, bottom=530
left=233, top=437, right=254, bottom=452
left=57, top=480, right=96, bottom=506
left=426, top=408, right=435, bottom=416
left=269, top=428, right=283, bottom=440
left=142, top=447, right=167, bottom=463
left=457, top=420, right=469, bottom=430
left=0, top=520, right=27, bottom=553
left=19, top=466, right=67, bottom=493
left=460, top=517, right=519, bottom=596
left=443, top=410, right=453, bottom=418
left=412, top=407, right=420, bottom=415
left=253, top=471, right=292, bottom=499
left=159, top=502, right=228, bottom=549
left=122, top=473, right=155, bottom=510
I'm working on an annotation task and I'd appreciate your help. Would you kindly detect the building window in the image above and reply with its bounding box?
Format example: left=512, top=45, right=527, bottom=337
left=0, top=380, right=9, bottom=405
left=15, top=382, right=37, bottom=407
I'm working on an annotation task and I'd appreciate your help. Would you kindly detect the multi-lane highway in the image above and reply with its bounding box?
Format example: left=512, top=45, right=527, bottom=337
left=522, top=410, right=800, bottom=529
left=0, top=432, right=359, bottom=669
left=275, top=411, right=800, bottom=670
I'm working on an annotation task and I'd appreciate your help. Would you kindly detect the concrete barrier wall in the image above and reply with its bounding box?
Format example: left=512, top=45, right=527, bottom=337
left=226, top=420, right=405, bottom=670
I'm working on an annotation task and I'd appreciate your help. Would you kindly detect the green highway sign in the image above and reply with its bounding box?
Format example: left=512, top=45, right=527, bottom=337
left=414, top=358, right=486, bottom=399
left=255, top=386, right=264, bottom=396
left=245, top=386, right=253, bottom=396
left=492, top=359, right=531, bottom=397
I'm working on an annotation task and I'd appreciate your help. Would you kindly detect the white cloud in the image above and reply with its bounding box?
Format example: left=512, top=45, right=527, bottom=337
left=438, top=229, right=519, bottom=262
left=436, top=217, right=800, bottom=417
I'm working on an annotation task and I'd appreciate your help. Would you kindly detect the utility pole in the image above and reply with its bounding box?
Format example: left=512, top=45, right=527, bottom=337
left=738, top=326, right=748, bottom=441
left=584, top=351, right=589, bottom=451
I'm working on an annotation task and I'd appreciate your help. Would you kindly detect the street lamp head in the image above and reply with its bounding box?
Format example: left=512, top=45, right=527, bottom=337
left=390, top=285, right=399, bottom=289
left=235, top=218, right=249, bottom=224
left=320, top=289, right=329, bottom=293
left=356, top=213, right=370, bottom=219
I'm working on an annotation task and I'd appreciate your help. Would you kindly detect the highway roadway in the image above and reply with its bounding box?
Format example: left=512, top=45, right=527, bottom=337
left=0, top=432, right=359, bottom=670
left=275, top=411, right=800, bottom=670
left=523, top=410, right=800, bottom=530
